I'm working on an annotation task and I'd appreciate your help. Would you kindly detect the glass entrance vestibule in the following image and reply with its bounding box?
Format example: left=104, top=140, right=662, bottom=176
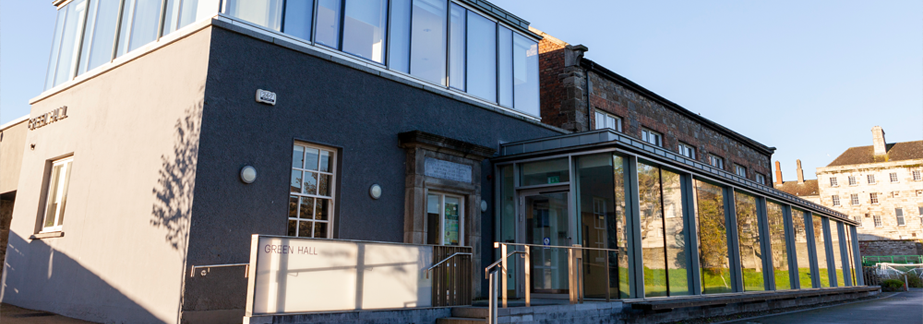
left=493, top=130, right=863, bottom=301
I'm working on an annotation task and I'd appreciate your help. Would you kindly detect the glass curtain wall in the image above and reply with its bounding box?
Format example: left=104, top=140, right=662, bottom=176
left=694, top=180, right=733, bottom=294
left=388, top=0, right=412, bottom=72
left=812, top=215, right=830, bottom=288
left=735, top=192, right=765, bottom=291
left=612, top=155, right=629, bottom=298
left=512, top=33, right=539, bottom=116
left=283, top=0, right=315, bottom=41
left=47, top=0, right=89, bottom=89
left=575, top=154, right=619, bottom=299
left=466, top=11, right=497, bottom=101
left=829, top=221, right=844, bottom=286
left=845, top=227, right=856, bottom=286
left=497, top=27, right=513, bottom=107
left=638, top=162, right=689, bottom=297
left=766, top=201, right=792, bottom=290
left=792, top=210, right=812, bottom=288
left=410, top=0, right=448, bottom=85
left=79, top=0, right=121, bottom=74
left=449, top=4, right=466, bottom=90
left=342, top=0, right=388, bottom=63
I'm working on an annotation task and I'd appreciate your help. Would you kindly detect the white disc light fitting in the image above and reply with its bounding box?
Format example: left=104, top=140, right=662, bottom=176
left=240, top=165, right=257, bottom=184
left=369, top=184, right=382, bottom=199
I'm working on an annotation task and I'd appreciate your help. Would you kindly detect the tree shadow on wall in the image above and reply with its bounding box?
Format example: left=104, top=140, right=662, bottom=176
left=150, top=101, right=203, bottom=256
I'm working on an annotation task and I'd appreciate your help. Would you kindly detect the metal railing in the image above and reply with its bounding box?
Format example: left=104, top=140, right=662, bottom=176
left=484, top=242, right=619, bottom=324
left=431, top=245, right=473, bottom=307
left=862, top=255, right=923, bottom=267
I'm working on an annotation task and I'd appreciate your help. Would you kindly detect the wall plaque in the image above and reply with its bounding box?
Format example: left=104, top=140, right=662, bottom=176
left=424, top=157, right=472, bottom=183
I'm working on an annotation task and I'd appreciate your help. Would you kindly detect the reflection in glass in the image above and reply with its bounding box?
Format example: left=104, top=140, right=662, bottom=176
left=292, top=145, right=305, bottom=168
left=526, top=192, right=569, bottom=293
left=290, top=170, right=303, bottom=193
left=315, top=0, right=341, bottom=48
left=288, top=220, right=298, bottom=236
left=315, top=199, right=329, bottom=220
left=513, top=33, right=539, bottom=116
left=845, top=227, right=856, bottom=286
left=638, top=163, right=666, bottom=297
left=314, top=222, right=328, bottom=238
left=662, top=170, right=688, bottom=296
left=300, top=197, right=315, bottom=219
left=497, top=27, right=513, bottom=107
left=289, top=196, right=299, bottom=218
left=304, top=147, right=319, bottom=170
left=54, top=0, right=89, bottom=87
left=576, top=153, right=618, bottom=298
left=613, top=155, right=628, bottom=298
left=388, top=0, right=411, bottom=73
left=410, top=0, right=447, bottom=85
left=521, top=158, right=569, bottom=186
left=127, top=0, right=165, bottom=52
left=298, top=220, right=312, bottom=237
left=466, top=11, right=496, bottom=101
left=302, top=172, right=318, bottom=195
left=283, top=0, right=314, bottom=41
left=813, top=215, right=829, bottom=288
left=444, top=196, right=460, bottom=245
left=767, top=201, right=792, bottom=290
left=46, top=9, right=68, bottom=90
left=829, top=221, right=844, bottom=286
left=319, top=150, right=330, bottom=172
left=736, top=192, right=764, bottom=291
left=448, top=4, right=465, bottom=90
left=792, top=210, right=812, bottom=288
left=318, top=174, right=331, bottom=196
left=80, top=0, right=121, bottom=74
left=343, top=0, right=388, bottom=63
left=695, top=180, right=732, bottom=294
left=225, top=0, right=282, bottom=31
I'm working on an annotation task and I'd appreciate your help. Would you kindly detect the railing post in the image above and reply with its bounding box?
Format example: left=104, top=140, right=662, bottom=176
left=605, top=251, right=611, bottom=302
left=568, top=248, right=577, bottom=304
left=501, top=243, right=508, bottom=308
left=524, top=246, right=531, bottom=307
left=488, top=270, right=496, bottom=324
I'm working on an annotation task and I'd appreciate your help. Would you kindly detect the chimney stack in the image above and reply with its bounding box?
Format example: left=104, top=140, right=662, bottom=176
left=872, top=126, right=887, bottom=156
left=796, top=159, right=804, bottom=184
left=774, top=161, right=783, bottom=186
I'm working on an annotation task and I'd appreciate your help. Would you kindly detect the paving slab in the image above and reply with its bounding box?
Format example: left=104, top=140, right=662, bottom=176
left=722, top=289, right=923, bottom=324
left=1, top=303, right=96, bottom=324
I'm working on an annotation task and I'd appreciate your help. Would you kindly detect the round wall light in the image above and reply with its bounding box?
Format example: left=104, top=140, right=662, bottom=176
left=240, top=165, right=257, bottom=184
left=481, top=200, right=488, bottom=212
left=369, top=184, right=382, bottom=199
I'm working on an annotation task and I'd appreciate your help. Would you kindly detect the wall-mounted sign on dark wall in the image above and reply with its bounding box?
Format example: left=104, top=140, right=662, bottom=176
left=28, top=106, right=68, bottom=131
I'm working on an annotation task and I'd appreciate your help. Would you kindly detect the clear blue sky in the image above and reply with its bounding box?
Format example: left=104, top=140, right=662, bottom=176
left=2, top=0, right=921, bottom=180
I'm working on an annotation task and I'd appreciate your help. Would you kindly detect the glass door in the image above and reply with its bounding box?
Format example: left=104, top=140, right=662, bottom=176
left=520, top=188, right=571, bottom=294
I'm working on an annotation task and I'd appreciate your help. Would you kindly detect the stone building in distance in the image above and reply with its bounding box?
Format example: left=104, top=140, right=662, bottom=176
left=816, top=126, right=923, bottom=241
left=773, top=159, right=820, bottom=204
left=533, top=31, right=775, bottom=185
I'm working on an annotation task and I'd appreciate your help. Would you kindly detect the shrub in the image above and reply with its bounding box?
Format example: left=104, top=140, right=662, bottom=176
left=881, top=279, right=905, bottom=292
left=908, top=275, right=923, bottom=288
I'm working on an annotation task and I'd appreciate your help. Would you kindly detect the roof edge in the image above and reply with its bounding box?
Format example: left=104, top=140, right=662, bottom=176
left=580, top=58, right=776, bottom=157
left=0, top=115, right=29, bottom=131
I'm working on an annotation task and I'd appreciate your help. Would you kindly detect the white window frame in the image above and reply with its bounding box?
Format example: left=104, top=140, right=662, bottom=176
left=288, top=142, right=337, bottom=238
left=896, top=208, right=905, bottom=226
left=832, top=195, right=840, bottom=206
left=848, top=176, right=857, bottom=186
left=678, top=142, right=696, bottom=159
left=873, top=214, right=882, bottom=227
left=735, top=164, right=747, bottom=178
left=830, top=177, right=838, bottom=187
left=867, top=174, right=876, bottom=184
left=850, top=194, right=859, bottom=206
left=755, top=173, right=766, bottom=185
left=870, top=192, right=879, bottom=204
left=709, top=154, right=725, bottom=169
left=41, top=156, right=74, bottom=233
left=641, top=128, right=662, bottom=147
left=890, top=172, right=899, bottom=183
left=595, top=111, right=622, bottom=132
left=427, top=191, right=465, bottom=246
left=913, top=170, right=922, bottom=181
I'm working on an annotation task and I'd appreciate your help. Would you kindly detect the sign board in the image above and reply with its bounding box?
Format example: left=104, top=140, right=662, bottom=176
left=256, top=89, right=276, bottom=105
left=424, top=157, right=472, bottom=183
left=245, top=235, right=433, bottom=316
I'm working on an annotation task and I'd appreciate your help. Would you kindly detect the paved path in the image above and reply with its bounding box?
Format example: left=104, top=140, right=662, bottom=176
left=1, top=303, right=95, bottom=324
left=723, top=289, right=923, bottom=324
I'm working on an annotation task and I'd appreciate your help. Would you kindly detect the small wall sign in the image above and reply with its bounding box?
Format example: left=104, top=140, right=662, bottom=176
left=424, top=157, right=472, bottom=183
left=256, top=89, right=276, bottom=105
left=28, top=106, right=68, bottom=131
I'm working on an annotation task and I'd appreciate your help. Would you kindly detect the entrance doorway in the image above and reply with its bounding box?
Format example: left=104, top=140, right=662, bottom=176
left=519, top=188, right=571, bottom=295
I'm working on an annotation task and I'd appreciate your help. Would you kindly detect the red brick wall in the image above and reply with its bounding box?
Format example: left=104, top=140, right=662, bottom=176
left=538, top=37, right=570, bottom=130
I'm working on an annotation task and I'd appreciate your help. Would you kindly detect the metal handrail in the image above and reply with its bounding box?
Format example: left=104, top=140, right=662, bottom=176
left=425, top=252, right=472, bottom=279
left=484, top=250, right=525, bottom=279
left=190, top=263, right=250, bottom=278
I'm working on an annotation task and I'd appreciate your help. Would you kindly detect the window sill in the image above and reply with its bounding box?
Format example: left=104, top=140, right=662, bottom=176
left=31, top=232, right=64, bottom=240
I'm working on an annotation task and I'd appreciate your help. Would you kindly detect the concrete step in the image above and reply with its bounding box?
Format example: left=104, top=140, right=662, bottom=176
left=450, top=306, right=488, bottom=319
left=436, top=317, right=486, bottom=324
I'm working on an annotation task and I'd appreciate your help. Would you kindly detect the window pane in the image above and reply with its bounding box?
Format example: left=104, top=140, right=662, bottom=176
left=662, top=170, right=688, bottom=296
left=513, top=33, right=539, bottom=116
left=288, top=220, right=298, bottom=236
left=343, top=0, right=388, bottom=63
left=290, top=170, right=302, bottom=193
left=178, top=0, right=205, bottom=28
left=127, top=0, right=164, bottom=52
left=829, top=222, right=844, bottom=286
left=289, top=196, right=299, bottom=218
left=44, top=164, right=64, bottom=228
left=292, top=145, right=305, bottom=168
left=225, top=0, right=283, bottom=31
left=283, top=0, right=315, bottom=41
left=45, top=8, right=68, bottom=90
left=575, top=153, right=620, bottom=299
left=448, top=4, right=465, bottom=90
left=315, top=0, right=341, bottom=48
left=303, top=172, right=318, bottom=195
left=792, top=210, right=812, bottom=288
left=735, top=192, right=764, bottom=291
left=318, top=173, right=331, bottom=196
left=497, top=26, right=513, bottom=107
left=466, top=12, right=496, bottom=101
left=638, top=163, right=666, bottom=297
left=57, top=162, right=73, bottom=226
left=444, top=196, right=460, bottom=245
left=387, top=0, right=411, bottom=72
left=521, top=158, right=569, bottom=186
left=163, top=0, right=180, bottom=35
left=813, top=215, right=829, bottom=287
left=300, top=197, right=315, bottom=219
left=427, top=193, right=440, bottom=245
left=315, top=199, right=329, bottom=220
left=298, top=220, right=312, bottom=237
left=80, top=0, right=121, bottom=73
left=314, top=222, right=328, bottom=238
left=410, top=0, right=446, bottom=85
left=305, top=147, right=319, bottom=170
left=54, top=0, right=89, bottom=87
left=767, top=201, right=791, bottom=290
left=318, top=150, right=330, bottom=172
left=695, top=180, right=732, bottom=294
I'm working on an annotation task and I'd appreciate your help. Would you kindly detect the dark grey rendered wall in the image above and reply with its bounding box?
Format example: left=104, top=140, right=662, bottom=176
left=179, top=26, right=561, bottom=321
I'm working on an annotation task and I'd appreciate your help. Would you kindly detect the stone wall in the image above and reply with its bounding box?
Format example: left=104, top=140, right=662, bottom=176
left=0, top=198, right=12, bottom=276
left=533, top=29, right=589, bottom=132
left=859, top=239, right=923, bottom=256
left=817, top=160, right=923, bottom=240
